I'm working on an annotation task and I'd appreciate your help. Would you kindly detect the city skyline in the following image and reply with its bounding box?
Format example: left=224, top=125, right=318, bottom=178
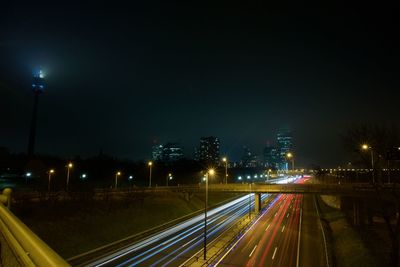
left=0, top=3, right=399, bottom=167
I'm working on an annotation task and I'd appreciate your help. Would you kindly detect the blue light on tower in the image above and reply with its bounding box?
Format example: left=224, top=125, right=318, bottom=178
left=32, top=69, right=45, bottom=93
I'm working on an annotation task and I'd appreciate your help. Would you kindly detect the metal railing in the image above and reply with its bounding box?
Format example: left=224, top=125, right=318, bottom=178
left=0, top=188, right=70, bottom=267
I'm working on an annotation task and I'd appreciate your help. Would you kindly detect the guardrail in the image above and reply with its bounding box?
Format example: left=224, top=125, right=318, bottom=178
left=0, top=188, right=70, bottom=267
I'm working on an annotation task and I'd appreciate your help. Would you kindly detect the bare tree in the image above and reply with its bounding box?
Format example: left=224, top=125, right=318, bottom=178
left=342, top=123, right=400, bottom=266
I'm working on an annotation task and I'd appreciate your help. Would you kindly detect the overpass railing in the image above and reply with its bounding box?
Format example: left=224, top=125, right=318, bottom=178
left=0, top=188, right=70, bottom=267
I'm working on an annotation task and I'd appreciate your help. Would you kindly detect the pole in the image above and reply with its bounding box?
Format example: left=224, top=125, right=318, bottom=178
left=149, top=165, right=152, bottom=187
left=66, top=167, right=70, bottom=191
left=204, top=173, right=208, bottom=260
left=371, top=150, right=375, bottom=183
left=115, top=174, right=118, bottom=189
left=48, top=172, right=51, bottom=193
left=292, top=158, right=295, bottom=172
left=249, top=183, right=251, bottom=219
left=225, top=161, right=228, bottom=184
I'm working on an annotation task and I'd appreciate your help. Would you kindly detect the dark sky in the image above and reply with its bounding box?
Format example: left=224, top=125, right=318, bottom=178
left=0, top=2, right=399, bottom=166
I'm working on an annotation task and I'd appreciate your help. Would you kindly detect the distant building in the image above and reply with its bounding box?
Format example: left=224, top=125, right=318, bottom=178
left=276, top=129, right=293, bottom=170
left=241, top=146, right=259, bottom=168
left=152, top=143, right=184, bottom=162
left=152, top=144, right=164, bottom=161
left=162, top=143, right=184, bottom=162
left=263, top=144, right=279, bottom=169
left=197, top=136, right=220, bottom=166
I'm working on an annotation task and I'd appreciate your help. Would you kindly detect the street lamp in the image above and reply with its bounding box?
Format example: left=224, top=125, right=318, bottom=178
left=267, top=169, right=272, bottom=182
left=25, top=172, right=32, bottom=184
left=286, top=152, right=295, bottom=172
left=115, top=171, right=121, bottom=189
left=167, top=173, right=173, bottom=186
left=48, top=169, right=54, bottom=193
left=361, top=144, right=375, bottom=183
left=204, top=168, right=215, bottom=260
left=148, top=161, right=153, bottom=187
left=222, top=157, right=228, bottom=184
left=66, top=162, right=73, bottom=191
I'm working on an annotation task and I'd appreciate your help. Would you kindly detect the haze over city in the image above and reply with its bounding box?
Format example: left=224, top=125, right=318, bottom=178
left=1, top=2, right=398, bottom=167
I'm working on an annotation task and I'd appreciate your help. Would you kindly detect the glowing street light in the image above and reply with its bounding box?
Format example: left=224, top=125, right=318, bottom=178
left=66, top=162, right=73, bottom=191
left=204, top=168, right=215, bottom=260
left=222, top=157, right=228, bottom=184
left=286, top=152, right=295, bottom=172
left=48, top=169, right=54, bottom=193
left=148, top=161, right=153, bottom=187
left=80, top=173, right=87, bottom=179
left=115, top=171, right=121, bottom=189
left=267, top=169, right=272, bottom=182
left=361, top=144, right=375, bottom=183
left=166, top=173, right=173, bottom=186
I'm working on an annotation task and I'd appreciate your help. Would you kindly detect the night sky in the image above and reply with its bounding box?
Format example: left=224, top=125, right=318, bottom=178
left=0, top=2, right=399, bottom=166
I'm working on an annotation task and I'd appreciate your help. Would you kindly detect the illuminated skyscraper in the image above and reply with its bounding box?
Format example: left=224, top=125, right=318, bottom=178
left=263, top=144, right=279, bottom=169
left=152, top=142, right=184, bottom=162
left=28, top=70, right=45, bottom=157
left=197, top=136, right=220, bottom=166
left=152, top=144, right=164, bottom=161
left=277, top=129, right=293, bottom=170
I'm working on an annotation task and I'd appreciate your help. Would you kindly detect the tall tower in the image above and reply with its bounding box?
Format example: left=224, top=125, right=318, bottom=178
left=28, top=70, right=45, bottom=157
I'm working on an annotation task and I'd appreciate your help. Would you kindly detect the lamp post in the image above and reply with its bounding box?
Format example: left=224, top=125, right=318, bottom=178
left=204, top=168, right=215, bottom=260
left=249, top=183, right=252, bottom=219
left=222, top=157, right=228, bottom=184
left=48, top=169, right=54, bottom=193
left=286, top=152, right=294, bottom=172
left=128, top=175, right=133, bottom=188
left=66, top=162, right=73, bottom=191
left=167, top=173, right=173, bottom=186
left=362, top=144, right=375, bottom=183
left=115, top=171, right=121, bottom=189
left=148, top=161, right=153, bottom=187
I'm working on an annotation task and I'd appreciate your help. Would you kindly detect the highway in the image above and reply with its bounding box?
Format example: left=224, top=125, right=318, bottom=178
left=87, top=193, right=270, bottom=266
left=213, top=177, right=307, bottom=267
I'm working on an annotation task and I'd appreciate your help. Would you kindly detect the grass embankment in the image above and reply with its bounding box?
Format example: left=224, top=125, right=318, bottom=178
left=13, top=192, right=240, bottom=258
left=317, top=196, right=379, bottom=267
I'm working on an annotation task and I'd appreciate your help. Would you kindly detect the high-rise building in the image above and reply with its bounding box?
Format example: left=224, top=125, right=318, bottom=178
left=197, top=136, right=220, bottom=165
left=276, top=129, right=293, bottom=170
left=152, top=144, right=164, bottom=161
left=263, top=144, right=279, bottom=169
left=152, top=142, right=184, bottom=162
left=241, top=146, right=259, bottom=167
left=162, top=142, right=184, bottom=162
